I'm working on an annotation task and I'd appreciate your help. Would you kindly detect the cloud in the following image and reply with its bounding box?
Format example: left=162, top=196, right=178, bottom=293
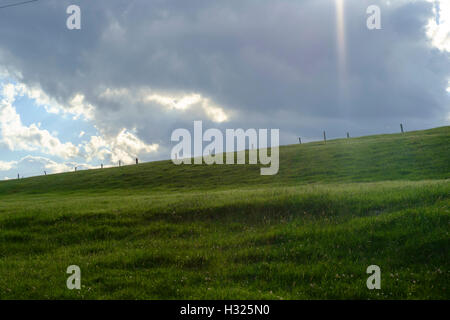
left=23, top=87, right=94, bottom=121
left=0, top=0, right=447, bottom=161
left=0, top=160, right=16, bottom=171
left=426, top=0, right=450, bottom=52
left=100, top=87, right=230, bottom=123
left=0, top=155, right=96, bottom=180
left=79, top=129, right=159, bottom=164
left=18, top=155, right=73, bottom=173
left=0, top=81, right=160, bottom=165
left=17, top=155, right=93, bottom=174
left=0, top=83, right=80, bottom=159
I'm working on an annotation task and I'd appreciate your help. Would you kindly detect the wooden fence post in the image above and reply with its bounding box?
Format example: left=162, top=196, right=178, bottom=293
left=298, top=137, right=302, bottom=144
left=323, top=131, right=327, bottom=143
left=136, top=158, right=138, bottom=165
left=347, top=132, right=350, bottom=139
left=400, top=124, right=404, bottom=133
left=101, top=163, right=103, bottom=169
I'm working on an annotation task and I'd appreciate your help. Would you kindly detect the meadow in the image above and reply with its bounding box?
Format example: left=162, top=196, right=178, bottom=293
left=0, top=126, right=448, bottom=299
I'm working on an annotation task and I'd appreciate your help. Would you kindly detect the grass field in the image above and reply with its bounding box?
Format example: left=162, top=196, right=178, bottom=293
left=0, top=126, right=449, bottom=299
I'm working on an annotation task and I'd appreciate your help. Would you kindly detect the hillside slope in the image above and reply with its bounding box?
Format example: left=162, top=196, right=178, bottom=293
left=0, top=126, right=448, bottom=195
left=0, top=126, right=448, bottom=300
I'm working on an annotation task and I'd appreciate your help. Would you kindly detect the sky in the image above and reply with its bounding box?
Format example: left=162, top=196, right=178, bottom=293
left=0, top=0, right=448, bottom=179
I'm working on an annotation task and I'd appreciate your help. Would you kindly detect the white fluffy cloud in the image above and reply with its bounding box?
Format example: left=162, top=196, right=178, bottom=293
left=18, top=155, right=93, bottom=175
left=0, top=160, right=16, bottom=171
left=0, top=83, right=80, bottom=159
left=80, top=129, right=159, bottom=164
left=11, top=82, right=94, bottom=120
left=0, top=155, right=96, bottom=180
left=19, top=155, right=78, bottom=174
left=0, top=82, right=160, bottom=169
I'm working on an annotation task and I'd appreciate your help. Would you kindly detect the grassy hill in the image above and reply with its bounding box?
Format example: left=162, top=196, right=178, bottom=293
left=1, top=126, right=448, bottom=195
left=0, top=126, right=448, bottom=299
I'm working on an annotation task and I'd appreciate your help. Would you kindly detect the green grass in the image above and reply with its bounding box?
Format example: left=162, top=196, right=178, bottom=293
left=0, top=126, right=449, bottom=299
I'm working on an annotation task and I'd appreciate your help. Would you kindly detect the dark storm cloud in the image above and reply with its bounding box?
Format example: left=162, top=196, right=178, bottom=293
left=0, top=0, right=448, bottom=157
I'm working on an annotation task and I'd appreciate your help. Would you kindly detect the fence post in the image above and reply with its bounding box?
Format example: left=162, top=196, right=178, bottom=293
left=119, top=160, right=121, bottom=167
left=136, top=158, right=138, bottom=165
left=347, top=132, right=350, bottom=139
left=323, top=131, right=327, bottom=143
left=44, top=171, right=47, bottom=175
left=17, top=173, right=19, bottom=180
left=400, top=123, right=404, bottom=133
left=298, top=137, right=302, bottom=144
left=101, top=163, right=103, bottom=169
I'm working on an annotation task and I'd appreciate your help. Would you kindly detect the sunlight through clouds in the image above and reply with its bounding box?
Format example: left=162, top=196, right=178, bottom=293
left=100, top=88, right=230, bottom=123
left=425, top=0, right=450, bottom=94
left=426, top=0, right=450, bottom=52
left=0, top=80, right=160, bottom=176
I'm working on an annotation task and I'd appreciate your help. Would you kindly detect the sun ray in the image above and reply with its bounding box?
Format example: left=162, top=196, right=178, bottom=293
left=335, top=0, right=347, bottom=88
left=335, top=0, right=350, bottom=112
